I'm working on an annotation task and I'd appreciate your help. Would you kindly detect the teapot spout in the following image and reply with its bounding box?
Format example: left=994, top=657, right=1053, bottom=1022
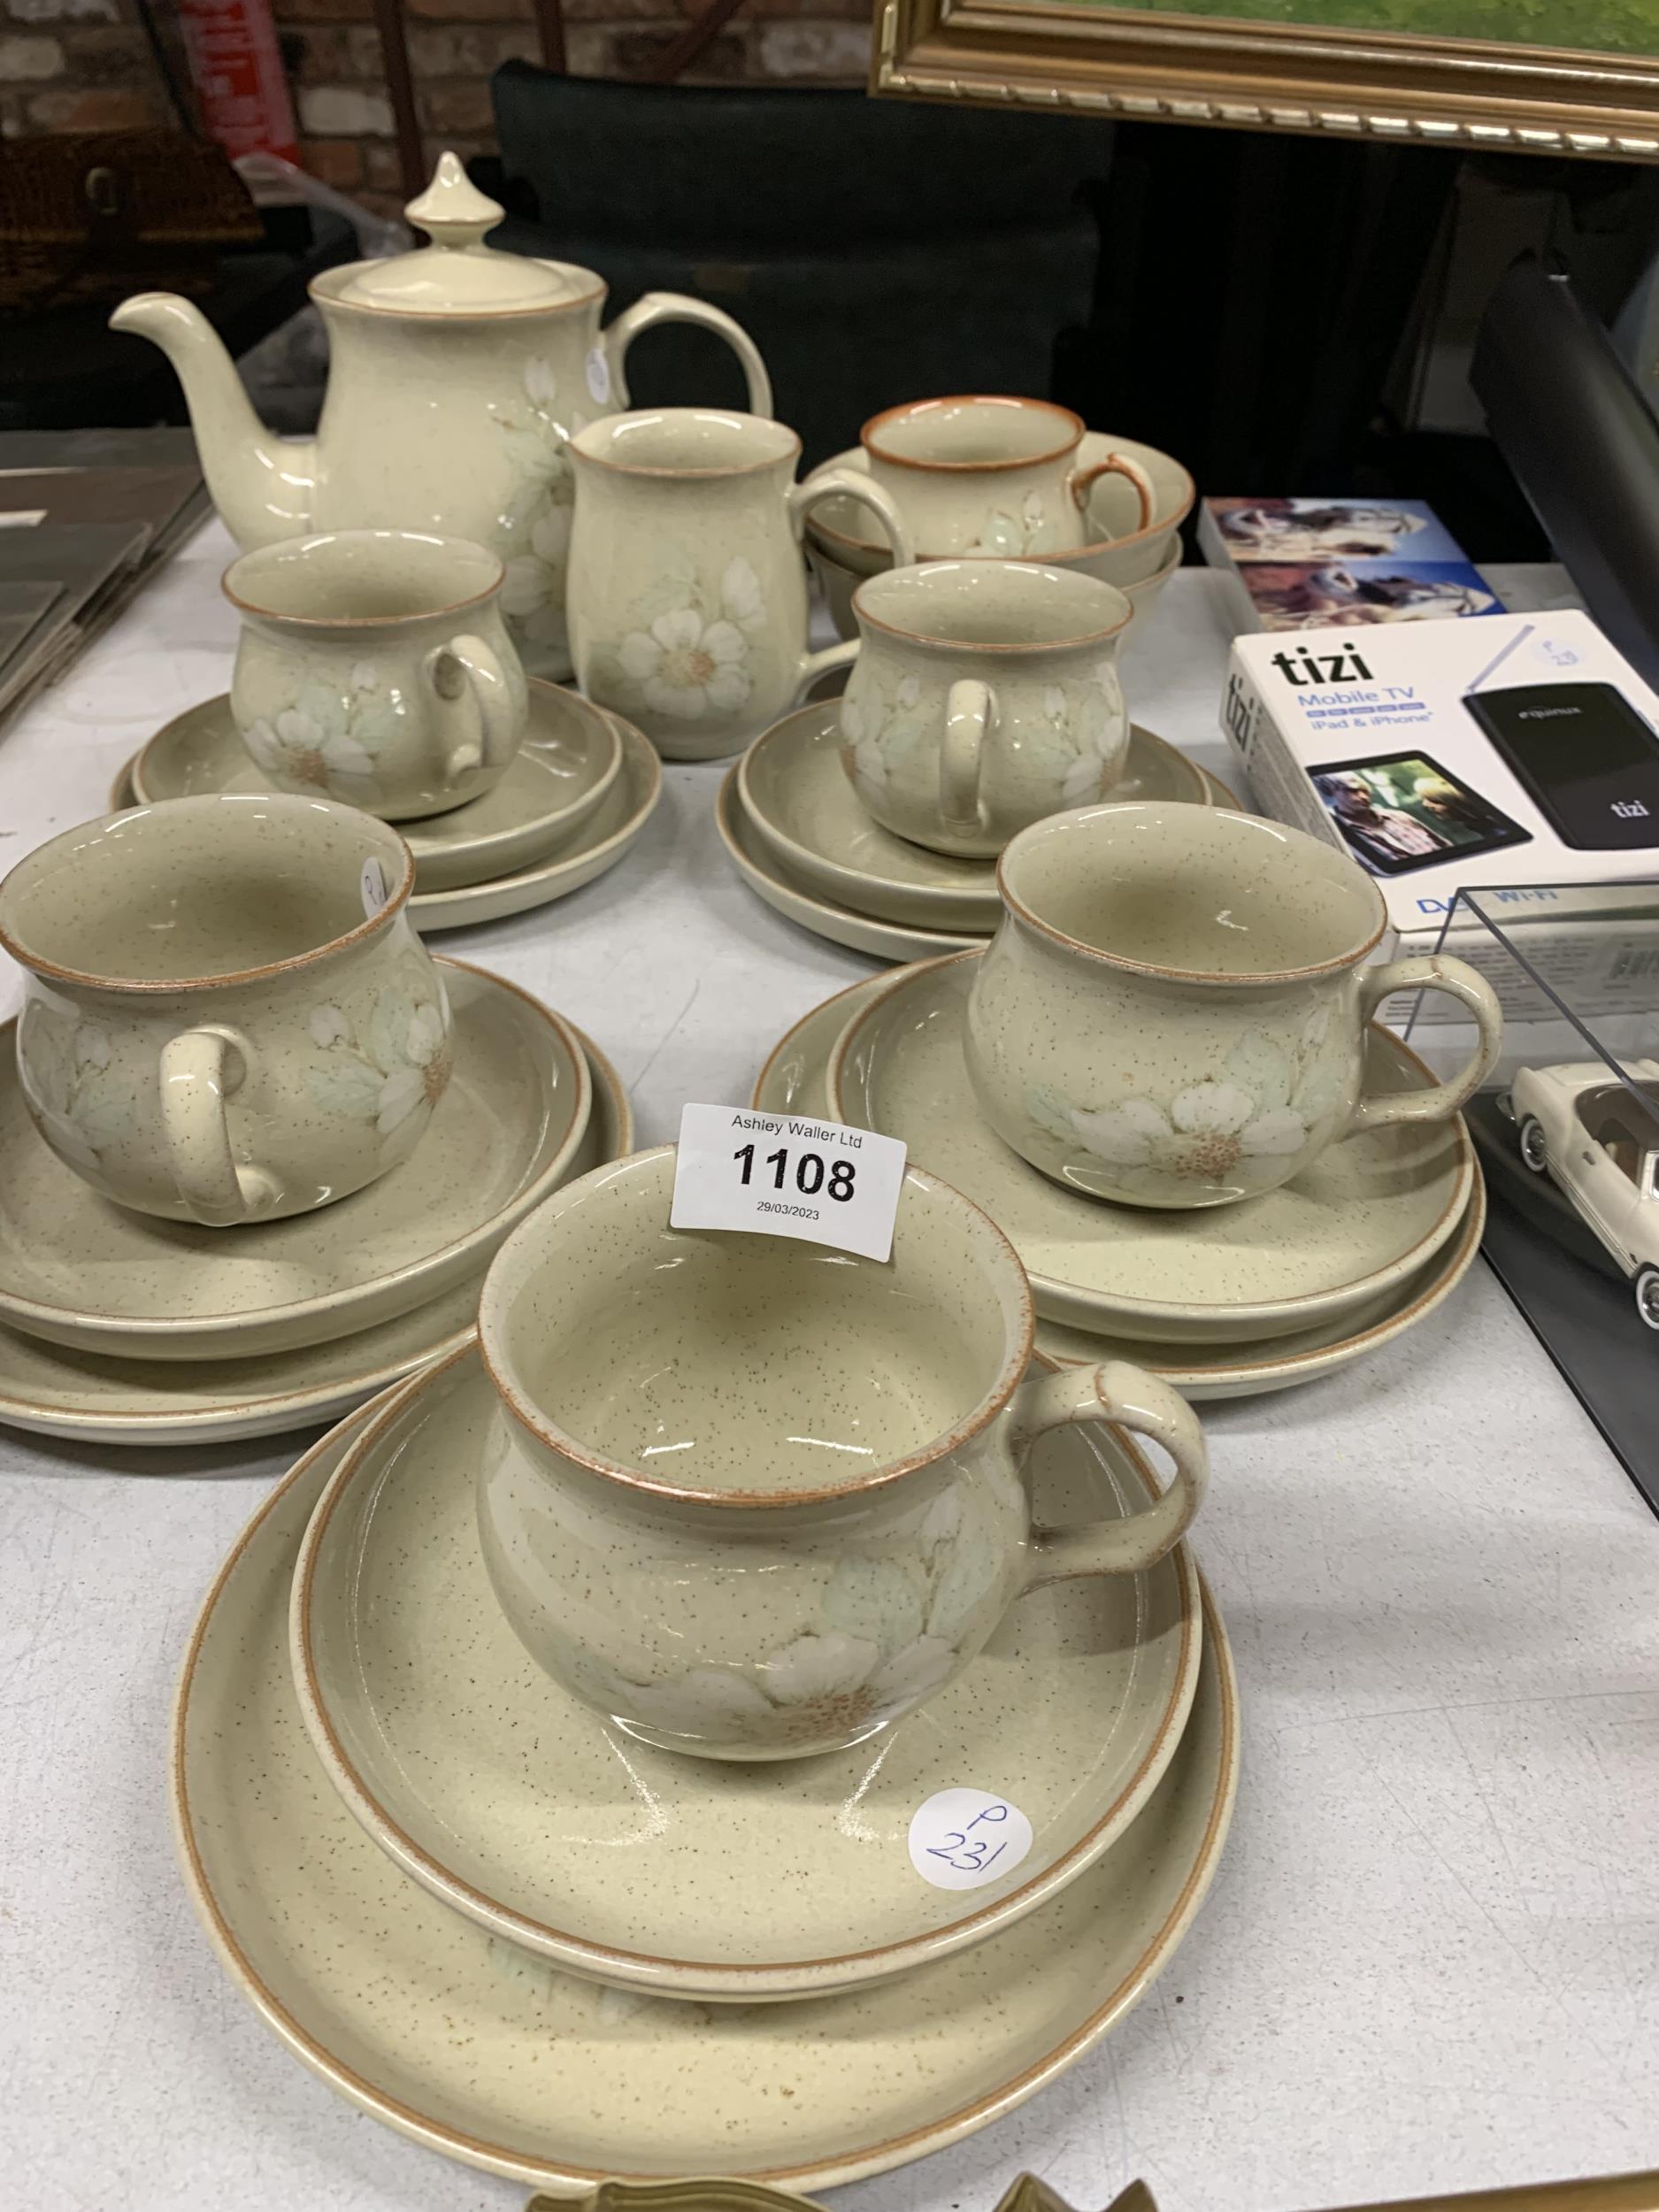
left=110, top=293, right=316, bottom=549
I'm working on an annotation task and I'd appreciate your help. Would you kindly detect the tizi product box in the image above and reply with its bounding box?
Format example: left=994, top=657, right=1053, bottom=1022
left=1221, top=611, right=1659, bottom=1018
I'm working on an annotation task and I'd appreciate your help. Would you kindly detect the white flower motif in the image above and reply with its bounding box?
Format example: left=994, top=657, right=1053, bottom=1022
left=619, top=607, right=751, bottom=721
left=524, top=355, right=558, bottom=410
left=241, top=677, right=400, bottom=807
left=489, top=357, right=581, bottom=672
left=1029, top=1020, right=1348, bottom=1197
left=966, top=487, right=1055, bottom=557
left=843, top=672, right=929, bottom=805
left=305, top=974, right=452, bottom=1143
left=721, top=556, right=764, bottom=634
left=19, top=1006, right=129, bottom=1174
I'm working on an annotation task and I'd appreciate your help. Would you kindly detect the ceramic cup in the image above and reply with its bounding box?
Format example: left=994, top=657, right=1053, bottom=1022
left=860, top=397, right=1156, bottom=560
left=567, top=408, right=913, bottom=761
left=0, top=794, right=454, bottom=1226
left=474, top=1144, right=1208, bottom=1762
left=841, top=561, right=1133, bottom=857
left=225, top=530, right=529, bottom=822
left=964, top=800, right=1504, bottom=1210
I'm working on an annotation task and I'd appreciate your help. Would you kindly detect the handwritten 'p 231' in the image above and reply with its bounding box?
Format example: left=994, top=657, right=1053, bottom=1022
left=926, top=1801, right=1014, bottom=1874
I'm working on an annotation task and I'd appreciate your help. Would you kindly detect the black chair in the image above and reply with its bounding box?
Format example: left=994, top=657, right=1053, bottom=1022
left=483, top=65, right=1114, bottom=466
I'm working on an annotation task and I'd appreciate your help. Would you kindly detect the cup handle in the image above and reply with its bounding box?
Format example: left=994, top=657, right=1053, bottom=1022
left=1348, top=956, right=1504, bottom=1133
left=1068, top=451, right=1155, bottom=533
left=941, top=679, right=992, bottom=838
left=159, top=1025, right=282, bottom=1227
left=605, top=292, right=773, bottom=418
left=1010, top=1360, right=1208, bottom=1586
left=788, top=472, right=915, bottom=699
left=426, top=634, right=518, bottom=782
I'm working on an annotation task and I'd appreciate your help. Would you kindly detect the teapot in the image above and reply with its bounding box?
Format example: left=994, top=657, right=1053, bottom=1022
left=110, top=152, right=772, bottom=680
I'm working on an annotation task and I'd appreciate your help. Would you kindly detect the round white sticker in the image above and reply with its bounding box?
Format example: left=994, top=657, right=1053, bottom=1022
left=360, top=856, right=388, bottom=918
left=585, top=346, right=611, bottom=405
left=908, top=1788, right=1033, bottom=1892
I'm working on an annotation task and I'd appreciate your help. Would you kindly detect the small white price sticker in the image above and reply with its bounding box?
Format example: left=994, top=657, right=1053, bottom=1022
left=585, top=346, right=611, bottom=404
left=908, top=1789, right=1033, bottom=1892
left=670, top=1103, right=907, bottom=1263
left=360, top=856, right=388, bottom=918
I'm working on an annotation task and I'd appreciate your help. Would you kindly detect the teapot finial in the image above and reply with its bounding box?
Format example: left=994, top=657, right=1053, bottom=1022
left=405, top=150, right=503, bottom=253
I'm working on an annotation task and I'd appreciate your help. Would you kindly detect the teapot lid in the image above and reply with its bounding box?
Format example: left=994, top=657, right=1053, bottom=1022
left=334, top=151, right=593, bottom=315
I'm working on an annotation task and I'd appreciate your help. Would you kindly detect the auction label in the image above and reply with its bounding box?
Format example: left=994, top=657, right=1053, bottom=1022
left=670, top=1103, right=907, bottom=1262
left=907, top=1789, right=1034, bottom=1892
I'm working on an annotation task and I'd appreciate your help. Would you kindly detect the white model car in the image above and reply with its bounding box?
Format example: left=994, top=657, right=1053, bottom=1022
left=1511, top=1058, right=1659, bottom=1328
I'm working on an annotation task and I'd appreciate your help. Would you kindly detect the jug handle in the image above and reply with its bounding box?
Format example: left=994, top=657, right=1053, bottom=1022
left=159, top=1025, right=283, bottom=1227
left=605, top=294, right=773, bottom=418
left=1009, top=1360, right=1208, bottom=1585
left=427, top=634, right=518, bottom=783
left=787, top=471, right=914, bottom=700
left=1068, top=451, right=1155, bottom=534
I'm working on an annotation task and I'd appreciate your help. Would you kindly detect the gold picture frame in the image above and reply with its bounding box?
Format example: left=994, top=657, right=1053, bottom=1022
left=871, top=0, right=1659, bottom=164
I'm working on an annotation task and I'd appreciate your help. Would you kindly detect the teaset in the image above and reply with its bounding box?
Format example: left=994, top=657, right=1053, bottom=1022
left=0, top=143, right=1499, bottom=2189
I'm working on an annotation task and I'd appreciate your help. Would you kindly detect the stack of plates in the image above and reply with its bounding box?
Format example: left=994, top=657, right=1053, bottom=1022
left=718, top=701, right=1239, bottom=963
left=0, top=960, right=633, bottom=1444
left=109, top=684, right=663, bottom=933
left=754, top=955, right=1487, bottom=1401
left=172, top=1337, right=1237, bottom=2188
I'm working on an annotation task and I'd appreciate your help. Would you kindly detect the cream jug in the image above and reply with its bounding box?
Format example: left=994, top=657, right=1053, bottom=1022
left=110, top=152, right=771, bottom=680
left=567, top=409, right=912, bottom=760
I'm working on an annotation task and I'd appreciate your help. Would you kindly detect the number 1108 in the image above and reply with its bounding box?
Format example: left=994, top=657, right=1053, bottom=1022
left=733, top=1144, right=856, bottom=1202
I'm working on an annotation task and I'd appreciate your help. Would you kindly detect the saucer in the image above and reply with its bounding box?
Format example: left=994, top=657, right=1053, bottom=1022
left=175, top=1398, right=1234, bottom=2192
left=737, top=704, right=1207, bottom=935
left=291, top=1343, right=1202, bottom=2001
left=1033, top=1179, right=1486, bottom=1399
left=132, top=680, right=625, bottom=893
left=0, top=958, right=592, bottom=1363
left=716, top=765, right=979, bottom=963
left=826, top=952, right=1477, bottom=1345
left=0, top=1026, right=632, bottom=1445
left=113, top=718, right=664, bottom=934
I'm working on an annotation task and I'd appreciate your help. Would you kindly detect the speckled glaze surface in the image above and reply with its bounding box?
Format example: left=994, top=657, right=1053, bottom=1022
left=136, top=680, right=623, bottom=893
left=173, top=1399, right=1236, bottom=2192
left=0, top=794, right=455, bottom=1225
left=225, top=531, right=529, bottom=821
left=738, top=706, right=1205, bottom=933
left=293, top=1340, right=1201, bottom=1998
left=0, top=1021, right=631, bottom=1445
left=968, top=803, right=1503, bottom=1208
left=1031, top=1178, right=1486, bottom=1399
left=568, top=410, right=910, bottom=761
left=859, top=399, right=1154, bottom=561
left=805, top=432, right=1193, bottom=586
left=826, top=952, right=1478, bottom=1344
left=717, top=767, right=980, bottom=962
left=112, top=155, right=771, bottom=684
left=810, top=533, right=1179, bottom=650
left=841, top=562, right=1132, bottom=856
left=472, top=1144, right=1206, bottom=1761
left=0, top=957, right=588, bottom=1361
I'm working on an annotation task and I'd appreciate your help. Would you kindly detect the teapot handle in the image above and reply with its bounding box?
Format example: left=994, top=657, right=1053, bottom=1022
left=605, top=293, right=772, bottom=418
left=426, top=634, right=519, bottom=783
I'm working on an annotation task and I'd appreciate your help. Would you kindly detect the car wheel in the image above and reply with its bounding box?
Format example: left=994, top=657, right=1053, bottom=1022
left=1636, top=1267, right=1659, bottom=1332
left=1518, top=1117, right=1549, bottom=1173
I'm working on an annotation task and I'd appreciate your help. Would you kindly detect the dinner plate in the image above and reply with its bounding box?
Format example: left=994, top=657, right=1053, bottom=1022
left=290, top=1343, right=1201, bottom=2001
left=737, top=705, right=1206, bottom=935
left=174, top=1394, right=1235, bottom=2193
left=0, top=1025, right=632, bottom=1445
left=0, top=959, right=590, bottom=1362
left=131, top=680, right=625, bottom=893
left=825, top=952, right=1477, bottom=1345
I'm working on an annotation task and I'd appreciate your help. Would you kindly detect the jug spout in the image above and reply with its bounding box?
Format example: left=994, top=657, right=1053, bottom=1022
left=110, top=294, right=316, bottom=549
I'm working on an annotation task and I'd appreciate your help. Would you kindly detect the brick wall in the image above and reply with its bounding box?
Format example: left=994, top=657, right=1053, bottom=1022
left=1, top=0, right=874, bottom=219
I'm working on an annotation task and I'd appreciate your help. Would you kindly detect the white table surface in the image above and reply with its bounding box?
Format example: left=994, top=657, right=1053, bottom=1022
left=3, top=532, right=1656, bottom=2212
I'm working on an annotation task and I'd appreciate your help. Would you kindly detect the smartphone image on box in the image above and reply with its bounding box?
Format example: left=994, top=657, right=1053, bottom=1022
left=1307, top=749, right=1533, bottom=877
left=1462, top=681, right=1659, bottom=850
